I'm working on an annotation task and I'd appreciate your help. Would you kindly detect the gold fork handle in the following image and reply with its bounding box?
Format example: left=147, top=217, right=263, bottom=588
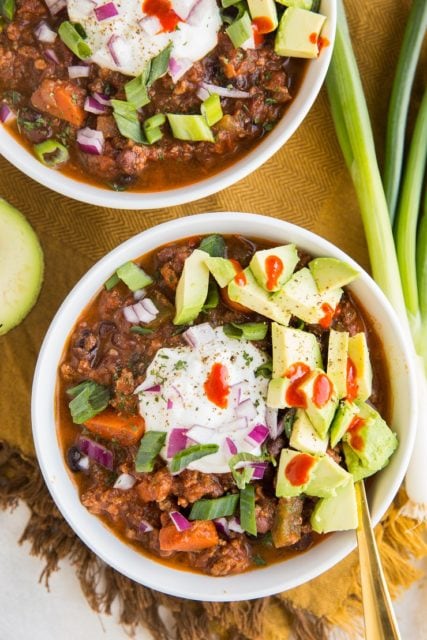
left=355, top=481, right=401, bottom=640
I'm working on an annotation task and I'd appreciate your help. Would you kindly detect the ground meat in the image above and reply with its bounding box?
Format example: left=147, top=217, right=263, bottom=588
left=82, top=485, right=155, bottom=534
left=137, top=468, right=173, bottom=503
left=255, top=496, right=276, bottom=534
left=189, top=536, right=252, bottom=576
left=173, top=470, right=226, bottom=505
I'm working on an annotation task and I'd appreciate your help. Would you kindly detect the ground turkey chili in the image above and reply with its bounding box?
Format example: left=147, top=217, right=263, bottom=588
left=0, top=0, right=327, bottom=191
left=57, top=234, right=398, bottom=576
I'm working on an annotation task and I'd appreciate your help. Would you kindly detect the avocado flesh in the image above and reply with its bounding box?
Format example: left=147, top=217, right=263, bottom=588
left=173, top=249, right=210, bottom=325
left=205, top=257, right=237, bottom=288
left=329, top=400, right=359, bottom=448
left=0, top=198, right=44, bottom=335
left=272, top=323, right=322, bottom=377
left=348, top=333, right=373, bottom=401
left=249, top=244, right=298, bottom=292
left=327, top=329, right=349, bottom=398
left=227, top=267, right=291, bottom=325
left=297, top=369, right=338, bottom=439
left=311, top=479, right=358, bottom=533
left=289, top=410, right=329, bottom=455
left=247, top=0, right=278, bottom=31
left=275, top=7, right=326, bottom=58
left=309, top=257, right=359, bottom=293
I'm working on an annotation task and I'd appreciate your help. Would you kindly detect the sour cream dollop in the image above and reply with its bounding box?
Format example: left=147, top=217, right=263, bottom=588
left=67, top=0, right=222, bottom=78
left=136, top=327, right=270, bottom=474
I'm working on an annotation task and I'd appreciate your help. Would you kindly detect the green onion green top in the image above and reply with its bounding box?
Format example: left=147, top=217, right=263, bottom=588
left=58, top=22, right=92, bottom=60
left=170, top=444, right=219, bottom=474
left=189, top=494, right=239, bottom=520
left=135, top=431, right=167, bottom=472
left=240, top=484, right=257, bottom=536
left=67, top=381, right=110, bottom=424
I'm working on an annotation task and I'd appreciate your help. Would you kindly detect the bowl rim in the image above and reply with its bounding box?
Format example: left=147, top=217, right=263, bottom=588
left=31, top=211, right=417, bottom=601
left=0, top=1, right=336, bottom=209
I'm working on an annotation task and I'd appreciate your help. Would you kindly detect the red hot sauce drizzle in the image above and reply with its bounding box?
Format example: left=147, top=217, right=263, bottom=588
left=204, top=363, right=230, bottom=409
left=285, top=453, right=317, bottom=486
left=284, top=362, right=311, bottom=408
left=312, top=373, right=333, bottom=408
left=347, top=416, right=366, bottom=451
left=346, top=357, right=359, bottom=401
left=142, top=0, right=180, bottom=32
left=319, top=303, right=335, bottom=329
left=265, top=254, right=284, bottom=291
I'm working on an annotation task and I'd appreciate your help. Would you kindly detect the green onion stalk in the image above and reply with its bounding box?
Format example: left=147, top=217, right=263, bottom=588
left=326, top=0, right=427, bottom=520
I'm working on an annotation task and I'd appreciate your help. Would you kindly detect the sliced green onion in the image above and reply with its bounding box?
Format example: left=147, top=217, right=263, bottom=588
left=135, top=431, right=167, bottom=472
left=58, top=21, right=92, bottom=60
left=202, top=280, right=219, bottom=310
left=226, top=11, right=252, bottom=49
left=189, top=494, right=239, bottom=520
left=130, top=326, right=154, bottom=335
left=167, top=113, right=214, bottom=143
left=144, top=113, right=166, bottom=130
left=148, top=44, right=172, bottom=85
left=383, top=0, right=427, bottom=221
left=201, top=93, right=223, bottom=127
left=67, top=381, right=110, bottom=424
left=0, top=0, right=15, bottom=20
left=255, top=359, right=272, bottom=379
left=145, top=127, right=163, bottom=144
left=240, top=484, right=257, bottom=536
left=33, top=139, right=69, bottom=168
left=223, top=322, right=268, bottom=341
left=111, top=99, right=145, bottom=144
left=116, top=261, right=153, bottom=291
left=221, top=0, right=240, bottom=7
left=104, top=272, right=120, bottom=290
left=199, top=234, right=226, bottom=257
left=170, top=444, right=219, bottom=474
left=125, top=74, right=150, bottom=109
left=228, top=452, right=269, bottom=489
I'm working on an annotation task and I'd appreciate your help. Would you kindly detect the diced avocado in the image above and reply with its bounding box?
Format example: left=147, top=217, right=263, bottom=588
left=290, top=409, right=328, bottom=455
left=330, top=400, right=360, bottom=448
left=348, top=333, right=372, bottom=401
left=173, top=249, right=210, bottom=325
left=276, top=449, right=350, bottom=499
left=275, top=7, right=326, bottom=59
left=267, top=377, right=290, bottom=409
left=116, top=261, right=153, bottom=291
left=274, top=268, right=343, bottom=325
left=249, top=244, right=298, bottom=292
left=227, top=267, right=291, bottom=325
left=248, top=0, right=278, bottom=32
left=311, top=479, right=358, bottom=533
left=205, top=257, right=237, bottom=288
left=297, top=369, right=338, bottom=438
left=343, top=401, right=398, bottom=481
left=309, top=257, right=359, bottom=293
left=0, top=198, right=44, bottom=335
left=276, top=0, right=315, bottom=9
left=272, top=323, right=322, bottom=377
left=327, top=329, right=349, bottom=398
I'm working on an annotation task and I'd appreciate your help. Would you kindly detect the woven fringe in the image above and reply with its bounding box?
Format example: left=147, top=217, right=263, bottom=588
left=1, top=441, right=426, bottom=640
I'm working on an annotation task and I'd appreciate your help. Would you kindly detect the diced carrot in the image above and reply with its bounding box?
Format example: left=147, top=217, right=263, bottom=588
left=83, top=410, right=145, bottom=446
left=31, top=79, right=86, bottom=127
left=159, top=520, right=219, bottom=552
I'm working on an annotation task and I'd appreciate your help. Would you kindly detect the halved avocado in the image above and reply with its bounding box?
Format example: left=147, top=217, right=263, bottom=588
left=0, top=198, right=44, bottom=335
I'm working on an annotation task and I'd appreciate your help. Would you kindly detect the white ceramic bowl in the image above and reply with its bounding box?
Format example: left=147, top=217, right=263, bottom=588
left=32, top=212, right=417, bottom=601
left=0, top=2, right=336, bottom=209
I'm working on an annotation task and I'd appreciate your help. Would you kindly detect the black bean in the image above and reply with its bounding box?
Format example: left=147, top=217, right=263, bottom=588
left=67, top=446, right=83, bottom=472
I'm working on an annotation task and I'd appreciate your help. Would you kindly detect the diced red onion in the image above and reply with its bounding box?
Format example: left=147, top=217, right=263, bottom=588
left=183, top=323, right=215, bottom=348
left=250, top=462, right=268, bottom=480
left=107, top=34, right=122, bottom=66
left=95, top=2, right=119, bottom=21
left=167, top=399, right=173, bottom=410
left=113, top=473, right=136, bottom=490
left=266, top=407, right=284, bottom=439
left=76, top=127, right=105, bottom=155
left=214, top=517, right=229, bottom=537
left=171, top=0, right=196, bottom=20
left=84, top=95, right=108, bottom=115
left=77, top=455, right=90, bottom=471
left=245, top=424, right=269, bottom=447
left=225, top=436, right=237, bottom=455
left=139, top=520, right=154, bottom=533
left=123, top=305, right=139, bottom=323
left=196, top=87, right=210, bottom=102
left=166, top=428, right=188, bottom=458
left=168, top=57, right=193, bottom=83
left=34, top=21, right=57, bottom=43
left=141, top=384, right=162, bottom=393
left=170, top=511, right=192, bottom=532
left=44, top=48, right=60, bottom=64
left=186, top=0, right=204, bottom=24
left=78, top=436, right=114, bottom=470
left=44, top=0, right=67, bottom=15
left=186, top=425, right=214, bottom=444
left=170, top=385, right=183, bottom=400
left=92, top=92, right=111, bottom=106
left=131, top=300, right=156, bottom=323
left=68, top=65, right=91, bottom=79
left=141, top=298, right=158, bottom=316
left=235, top=398, right=257, bottom=420
left=228, top=381, right=250, bottom=408
left=201, top=82, right=251, bottom=99
left=0, top=104, right=14, bottom=124
left=133, top=288, right=146, bottom=301
left=218, top=417, right=248, bottom=433
left=228, top=516, right=244, bottom=534
left=139, top=15, right=161, bottom=36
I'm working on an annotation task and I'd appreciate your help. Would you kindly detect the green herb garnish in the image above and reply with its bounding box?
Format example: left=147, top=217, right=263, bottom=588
left=135, top=431, right=167, bottom=472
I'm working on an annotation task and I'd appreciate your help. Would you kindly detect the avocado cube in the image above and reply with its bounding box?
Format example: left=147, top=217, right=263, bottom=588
left=348, top=333, right=373, bottom=401
left=173, top=249, right=210, bottom=325
left=205, top=257, right=237, bottom=288
left=309, top=257, right=359, bottom=293
left=327, top=329, right=349, bottom=398
left=276, top=449, right=351, bottom=499
left=227, top=267, right=291, bottom=325
left=290, top=410, right=329, bottom=455
left=330, top=399, right=360, bottom=448
left=297, top=369, right=338, bottom=438
left=343, top=402, right=398, bottom=481
left=275, top=7, right=326, bottom=59
left=247, top=0, right=278, bottom=32
left=274, top=268, right=343, bottom=325
left=266, top=377, right=290, bottom=409
left=249, top=244, right=298, bottom=292
left=275, top=449, right=318, bottom=497
left=276, top=0, right=315, bottom=8
left=311, top=479, right=358, bottom=533
left=272, top=323, right=322, bottom=377
left=307, top=454, right=352, bottom=498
